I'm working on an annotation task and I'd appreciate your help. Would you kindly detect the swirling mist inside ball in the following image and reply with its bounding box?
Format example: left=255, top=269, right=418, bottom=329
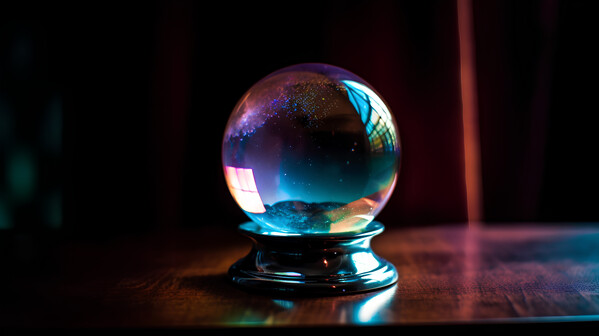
left=222, top=64, right=400, bottom=234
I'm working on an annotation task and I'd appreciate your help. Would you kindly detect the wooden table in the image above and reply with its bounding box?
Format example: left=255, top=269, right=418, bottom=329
left=2, top=224, right=599, bottom=331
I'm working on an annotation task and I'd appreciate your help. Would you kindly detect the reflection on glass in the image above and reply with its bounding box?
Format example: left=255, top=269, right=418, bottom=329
left=224, top=166, right=266, bottom=214
left=342, top=80, right=397, bottom=153
left=351, top=251, right=381, bottom=274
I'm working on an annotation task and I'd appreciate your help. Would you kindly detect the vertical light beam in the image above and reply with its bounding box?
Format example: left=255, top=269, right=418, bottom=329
left=457, top=0, right=483, bottom=226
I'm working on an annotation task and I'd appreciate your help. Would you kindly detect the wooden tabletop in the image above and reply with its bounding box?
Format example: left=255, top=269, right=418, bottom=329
left=2, top=224, right=599, bottom=330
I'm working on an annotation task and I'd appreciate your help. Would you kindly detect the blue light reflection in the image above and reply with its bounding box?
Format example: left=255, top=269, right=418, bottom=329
left=354, top=284, right=397, bottom=324
left=343, top=80, right=397, bottom=153
left=350, top=251, right=381, bottom=274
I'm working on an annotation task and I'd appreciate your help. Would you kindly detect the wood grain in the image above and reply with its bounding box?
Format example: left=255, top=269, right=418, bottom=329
left=2, top=224, right=599, bottom=328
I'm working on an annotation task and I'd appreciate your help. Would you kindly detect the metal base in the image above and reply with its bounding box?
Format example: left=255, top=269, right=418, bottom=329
left=229, top=221, right=398, bottom=295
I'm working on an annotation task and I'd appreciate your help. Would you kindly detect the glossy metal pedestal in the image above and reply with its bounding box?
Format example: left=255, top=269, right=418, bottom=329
left=229, top=221, right=398, bottom=295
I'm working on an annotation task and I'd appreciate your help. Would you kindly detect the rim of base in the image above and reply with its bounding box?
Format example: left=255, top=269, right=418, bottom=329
left=228, top=259, right=398, bottom=296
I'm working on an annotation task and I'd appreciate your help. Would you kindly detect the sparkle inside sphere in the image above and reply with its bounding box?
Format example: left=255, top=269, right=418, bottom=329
left=222, top=63, right=401, bottom=234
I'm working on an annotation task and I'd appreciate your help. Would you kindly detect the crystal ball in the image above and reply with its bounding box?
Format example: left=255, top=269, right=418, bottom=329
left=222, top=63, right=401, bottom=234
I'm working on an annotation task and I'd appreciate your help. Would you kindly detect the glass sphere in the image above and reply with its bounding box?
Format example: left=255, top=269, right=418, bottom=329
left=222, top=63, right=400, bottom=234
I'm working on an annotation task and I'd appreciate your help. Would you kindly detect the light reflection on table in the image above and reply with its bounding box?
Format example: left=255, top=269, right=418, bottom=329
left=221, top=284, right=398, bottom=326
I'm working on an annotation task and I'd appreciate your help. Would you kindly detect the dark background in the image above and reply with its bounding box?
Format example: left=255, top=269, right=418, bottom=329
left=1, top=0, right=598, bottom=242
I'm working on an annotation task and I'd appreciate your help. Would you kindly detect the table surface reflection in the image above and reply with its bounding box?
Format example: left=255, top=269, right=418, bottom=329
left=2, top=224, right=599, bottom=329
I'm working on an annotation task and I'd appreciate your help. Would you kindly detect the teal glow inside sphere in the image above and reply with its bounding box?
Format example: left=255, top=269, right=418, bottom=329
left=222, top=63, right=401, bottom=234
